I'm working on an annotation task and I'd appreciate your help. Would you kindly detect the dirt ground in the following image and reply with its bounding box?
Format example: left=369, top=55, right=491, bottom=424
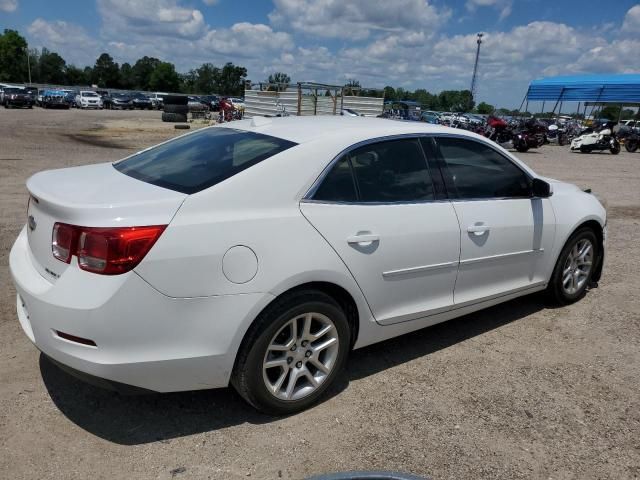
left=0, top=109, right=638, bottom=480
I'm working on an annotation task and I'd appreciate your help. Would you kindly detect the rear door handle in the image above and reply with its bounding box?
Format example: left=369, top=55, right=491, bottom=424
left=347, top=233, right=380, bottom=245
left=467, top=225, right=490, bottom=235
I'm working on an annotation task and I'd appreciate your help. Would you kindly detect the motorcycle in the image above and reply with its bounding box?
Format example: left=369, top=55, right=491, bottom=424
left=570, top=122, right=620, bottom=154
left=546, top=124, right=568, bottom=146
left=485, top=116, right=544, bottom=152
left=625, top=132, right=639, bottom=153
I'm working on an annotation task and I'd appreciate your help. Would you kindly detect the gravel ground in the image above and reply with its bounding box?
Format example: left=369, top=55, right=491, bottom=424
left=0, top=109, right=638, bottom=480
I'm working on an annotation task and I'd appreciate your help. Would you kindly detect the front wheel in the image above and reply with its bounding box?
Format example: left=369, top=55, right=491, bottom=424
left=232, top=290, right=351, bottom=415
left=610, top=141, right=621, bottom=155
left=547, top=228, right=599, bottom=305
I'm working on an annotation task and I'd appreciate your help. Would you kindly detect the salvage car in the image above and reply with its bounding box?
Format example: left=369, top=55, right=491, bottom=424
left=131, top=92, right=153, bottom=110
left=10, top=117, right=606, bottom=415
left=103, top=93, right=133, bottom=110
left=75, top=90, right=103, bottom=109
left=1, top=86, right=34, bottom=108
left=41, top=89, right=72, bottom=109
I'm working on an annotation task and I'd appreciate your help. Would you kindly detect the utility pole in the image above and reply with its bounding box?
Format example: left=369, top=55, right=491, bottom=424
left=25, top=45, right=32, bottom=84
left=470, top=33, right=483, bottom=101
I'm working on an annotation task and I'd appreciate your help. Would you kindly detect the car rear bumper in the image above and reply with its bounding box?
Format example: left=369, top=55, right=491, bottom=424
left=10, top=226, right=274, bottom=392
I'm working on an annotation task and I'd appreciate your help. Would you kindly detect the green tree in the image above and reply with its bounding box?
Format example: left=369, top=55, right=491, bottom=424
left=38, top=48, right=66, bottom=84
left=65, top=65, right=88, bottom=85
left=195, top=63, right=221, bottom=93
left=383, top=85, right=396, bottom=100
left=344, top=79, right=361, bottom=95
left=216, top=62, right=247, bottom=96
left=91, top=53, right=120, bottom=87
left=149, top=62, right=180, bottom=92
left=267, top=71, right=290, bottom=91
left=0, top=29, right=28, bottom=82
left=119, top=62, right=134, bottom=89
left=132, top=56, right=161, bottom=90
left=476, top=101, right=495, bottom=114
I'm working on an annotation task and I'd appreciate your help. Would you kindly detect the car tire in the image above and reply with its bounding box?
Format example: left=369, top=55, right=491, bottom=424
left=163, top=104, right=189, bottom=114
left=547, top=227, right=599, bottom=306
left=580, top=145, right=590, bottom=153
left=625, top=139, right=639, bottom=153
left=232, top=289, right=351, bottom=415
left=161, top=112, right=188, bottom=123
left=162, top=95, right=188, bottom=106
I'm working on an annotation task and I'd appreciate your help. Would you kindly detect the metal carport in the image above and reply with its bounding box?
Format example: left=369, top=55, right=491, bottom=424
left=523, top=74, right=640, bottom=117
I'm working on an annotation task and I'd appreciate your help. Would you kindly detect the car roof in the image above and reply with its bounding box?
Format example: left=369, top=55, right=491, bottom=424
left=229, top=115, right=464, bottom=144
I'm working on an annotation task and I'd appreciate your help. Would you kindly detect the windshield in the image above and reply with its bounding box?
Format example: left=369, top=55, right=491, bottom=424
left=114, top=127, right=297, bottom=194
left=4, top=88, right=22, bottom=94
left=83, top=92, right=99, bottom=97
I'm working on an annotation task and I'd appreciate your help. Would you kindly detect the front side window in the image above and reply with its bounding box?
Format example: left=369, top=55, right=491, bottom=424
left=435, top=137, right=531, bottom=199
left=115, top=128, right=296, bottom=194
left=313, top=138, right=434, bottom=203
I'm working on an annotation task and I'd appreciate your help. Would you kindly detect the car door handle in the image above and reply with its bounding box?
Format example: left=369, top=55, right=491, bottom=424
left=467, top=225, right=490, bottom=235
left=347, top=233, right=380, bottom=245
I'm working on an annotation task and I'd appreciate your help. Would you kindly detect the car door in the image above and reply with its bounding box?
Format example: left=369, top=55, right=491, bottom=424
left=430, top=135, right=556, bottom=306
left=300, top=137, right=461, bottom=325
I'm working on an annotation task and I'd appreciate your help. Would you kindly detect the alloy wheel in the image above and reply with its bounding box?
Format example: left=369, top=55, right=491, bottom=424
left=562, top=239, right=594, bottom=295
left=262, top=312, right=339, bottom=401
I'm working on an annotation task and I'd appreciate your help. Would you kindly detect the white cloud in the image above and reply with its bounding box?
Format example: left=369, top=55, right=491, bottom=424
left=0, top=0, right=17, bottom=12
left=269, top=0, right=450, bottom=40
left=622, top=4, right=640, bottom=34
left=97, top=0, right=207, bottom=40
left=466, top=0, right=512, bottom=20
left=198, top=23, right=293, bottom=57
left=27, top=18, right=101, bottom=66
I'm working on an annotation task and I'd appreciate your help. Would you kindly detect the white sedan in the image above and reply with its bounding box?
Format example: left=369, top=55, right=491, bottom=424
left=75, top=90, right=103, bottom=109
left=10, top=117, right=605, bottom=414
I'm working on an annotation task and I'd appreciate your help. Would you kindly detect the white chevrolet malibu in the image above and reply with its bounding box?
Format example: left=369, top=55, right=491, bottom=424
left=10, top=116, right=606, bottom=414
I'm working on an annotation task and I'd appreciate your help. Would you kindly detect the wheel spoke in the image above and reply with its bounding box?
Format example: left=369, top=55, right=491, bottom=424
left=309, top=357, right=330, bottom=374
left=311, top=324, right=333, bottom=340
left=268, top=343, right=291, bottom=352
left=312, top=336, right=338, bottom=353
left=304, top=368, right=319, bottom=388
left=264, top=358, right=288, bottom=369
left=302, top=313, right=312, bottom=339
left=285, top=368, right=302, bottom=399
left=271, top=370, right=288, bottom=394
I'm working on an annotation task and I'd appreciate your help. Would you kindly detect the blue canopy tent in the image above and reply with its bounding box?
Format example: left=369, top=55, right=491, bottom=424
left=523, top=74, right=640, bottom=118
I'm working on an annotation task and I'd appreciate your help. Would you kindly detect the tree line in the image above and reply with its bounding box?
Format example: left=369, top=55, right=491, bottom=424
left=0, top=28, right=247, bottom=95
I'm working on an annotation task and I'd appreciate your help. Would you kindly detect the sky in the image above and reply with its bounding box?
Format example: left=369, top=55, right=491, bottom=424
left=1, top=0, right=640, bottom=107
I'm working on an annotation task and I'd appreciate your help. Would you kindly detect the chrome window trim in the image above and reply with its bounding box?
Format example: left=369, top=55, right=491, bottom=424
left=303, top=132, right=535, bottom=205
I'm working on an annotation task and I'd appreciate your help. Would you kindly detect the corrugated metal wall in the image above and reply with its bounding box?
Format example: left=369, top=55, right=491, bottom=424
left=245, top=89, right=384, bottom=117
left=342, top=96, right=385, bottom=116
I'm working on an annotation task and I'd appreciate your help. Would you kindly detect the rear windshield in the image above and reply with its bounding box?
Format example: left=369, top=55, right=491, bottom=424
left=114, top=127, right=297, bottom=194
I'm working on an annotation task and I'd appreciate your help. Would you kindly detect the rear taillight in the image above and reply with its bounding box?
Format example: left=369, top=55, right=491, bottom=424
left=52, top=223, right=166, bottom=275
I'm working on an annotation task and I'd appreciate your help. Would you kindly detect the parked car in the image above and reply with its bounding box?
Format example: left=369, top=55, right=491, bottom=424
left=41, top=89, right=72, bottom=109
left=103, top=93, right=133, bottom=110
left=199, top=94, right=220, bottom=111
left=420, top=111, right=440, bottom=124
left=1, top=87, right=34, bottom=108
left=187, top=95, right=209, bottom=112
left=75, top=91, right=103, bottom=109
left=147, top=92, right=168, bottom=109
left=131, top=92, right=153, bottom=110
left=10, top=117, right=606, bottom=415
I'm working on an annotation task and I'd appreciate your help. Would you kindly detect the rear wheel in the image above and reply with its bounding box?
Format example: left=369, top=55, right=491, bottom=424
left=232, top=290, right=350, bottom=415
left=547, top=228, right=598, bottom=305
left=626, top=139, right=639, bottom=153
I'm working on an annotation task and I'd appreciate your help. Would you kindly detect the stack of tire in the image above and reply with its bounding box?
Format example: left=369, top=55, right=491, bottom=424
left=162, top=95, right=188, bottom=123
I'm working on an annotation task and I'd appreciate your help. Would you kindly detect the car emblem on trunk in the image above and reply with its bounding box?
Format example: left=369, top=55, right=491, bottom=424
left=28, top=215, right=37, bottom=232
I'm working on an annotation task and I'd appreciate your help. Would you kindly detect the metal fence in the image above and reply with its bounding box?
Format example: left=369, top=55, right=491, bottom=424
left=244, top=82, right=384, bottom=118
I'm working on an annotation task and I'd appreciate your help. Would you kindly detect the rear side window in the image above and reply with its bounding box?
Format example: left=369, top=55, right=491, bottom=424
left=114, top=128, right=296, bottom=194
left=435, top=137, right=531, bottom=199
left=312, top=138, right=434, bottom=203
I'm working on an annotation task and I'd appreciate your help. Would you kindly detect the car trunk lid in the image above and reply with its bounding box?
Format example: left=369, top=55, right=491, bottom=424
left=26, top=162, right=187, bottom=282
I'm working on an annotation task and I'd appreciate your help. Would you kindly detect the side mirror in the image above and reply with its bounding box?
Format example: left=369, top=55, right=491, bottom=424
left=532, top=178, right=553, bottom=198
